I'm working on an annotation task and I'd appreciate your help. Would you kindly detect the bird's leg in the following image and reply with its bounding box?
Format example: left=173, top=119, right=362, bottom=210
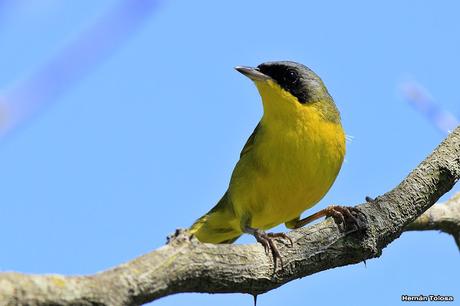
left=292, top=205, right=364, bottom=232
left=244, top=226, right=293, bottom=270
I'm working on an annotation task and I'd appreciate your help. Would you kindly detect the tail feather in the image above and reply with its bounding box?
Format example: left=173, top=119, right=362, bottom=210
left=190, top=192, right=241, bottom=244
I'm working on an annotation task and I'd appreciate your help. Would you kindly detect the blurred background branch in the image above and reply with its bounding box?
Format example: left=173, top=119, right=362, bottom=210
left=0, top=0, right=160, bottom=138
left=401, top=81, right=459, bottom=134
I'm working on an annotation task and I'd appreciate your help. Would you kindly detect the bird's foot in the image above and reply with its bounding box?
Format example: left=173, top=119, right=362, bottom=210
left=266, top=232, right=293, bottom=247
left=246, top=227, right=293, bottom=270
left=324, top=205, right=366, bottom=232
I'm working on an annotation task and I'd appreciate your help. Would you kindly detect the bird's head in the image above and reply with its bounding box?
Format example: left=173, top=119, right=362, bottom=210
left=235, top=61, right=341, bottom=124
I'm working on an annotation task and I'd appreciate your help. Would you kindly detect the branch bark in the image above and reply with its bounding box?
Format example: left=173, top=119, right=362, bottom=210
left=1, top=126, right=460, bottom=306
left=405, top=192, right=460, bottom=250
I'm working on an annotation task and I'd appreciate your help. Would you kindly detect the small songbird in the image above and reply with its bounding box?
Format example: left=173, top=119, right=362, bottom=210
left=190, top=61, right=360, bottom=266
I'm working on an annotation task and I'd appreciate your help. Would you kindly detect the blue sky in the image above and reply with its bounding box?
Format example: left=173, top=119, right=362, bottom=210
left=0, top=1, right=459, bottom=305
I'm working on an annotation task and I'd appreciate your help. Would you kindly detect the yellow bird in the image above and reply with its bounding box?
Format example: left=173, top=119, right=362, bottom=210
left=190, top=61, right=359, bottom=264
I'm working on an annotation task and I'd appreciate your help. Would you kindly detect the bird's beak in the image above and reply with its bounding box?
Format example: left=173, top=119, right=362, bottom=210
left=235, top=66, right=271, bottom=81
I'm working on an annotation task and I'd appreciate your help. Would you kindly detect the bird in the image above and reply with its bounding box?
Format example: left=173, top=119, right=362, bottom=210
left=189, top=61, right=361, bottom=266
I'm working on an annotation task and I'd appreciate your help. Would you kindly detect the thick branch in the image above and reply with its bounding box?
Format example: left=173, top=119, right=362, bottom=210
left=405, top=192, right=460, bottom=250
left=0, top=126, right=459, bottom=306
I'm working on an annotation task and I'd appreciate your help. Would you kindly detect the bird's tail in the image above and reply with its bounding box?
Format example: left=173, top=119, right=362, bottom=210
left=189, top=192, right=242, bottom=244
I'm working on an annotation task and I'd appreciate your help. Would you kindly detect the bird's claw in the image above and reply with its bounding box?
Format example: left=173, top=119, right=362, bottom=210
left=253, top=229, right=293, bottom=270
left=266, top=232, right=294, bottom=247
left=325, top=205, right=366, bottom=232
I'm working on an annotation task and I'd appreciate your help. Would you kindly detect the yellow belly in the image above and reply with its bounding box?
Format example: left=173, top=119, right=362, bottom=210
left=228, top=111, right=345, bottom=230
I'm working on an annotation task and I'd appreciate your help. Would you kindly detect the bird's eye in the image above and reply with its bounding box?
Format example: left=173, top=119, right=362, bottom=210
left=284, top=70, right=298, bottom=84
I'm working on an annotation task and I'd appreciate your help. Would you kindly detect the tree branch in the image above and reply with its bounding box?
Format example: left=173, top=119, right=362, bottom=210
left=1, top=126, right=459, bottom=306
left=405, top=192, right=460, bottom=250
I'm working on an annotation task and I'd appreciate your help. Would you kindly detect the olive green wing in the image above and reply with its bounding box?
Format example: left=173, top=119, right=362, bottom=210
left=240, top=123, right=260, bottom=158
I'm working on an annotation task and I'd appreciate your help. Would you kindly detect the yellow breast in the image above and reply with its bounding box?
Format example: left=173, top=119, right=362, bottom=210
left=228, top=81, right=346, bottom=230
